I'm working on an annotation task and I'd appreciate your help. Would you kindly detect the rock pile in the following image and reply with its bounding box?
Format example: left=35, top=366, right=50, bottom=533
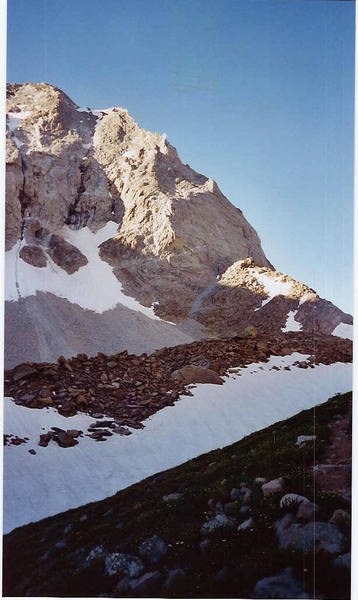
left=4, top=332, right=352, bottom=429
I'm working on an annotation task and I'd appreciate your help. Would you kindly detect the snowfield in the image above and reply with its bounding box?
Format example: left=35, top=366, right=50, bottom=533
left=332, top=322, right=353, bottom=341
left=4, top=353, right=352, bottom=533
left=5, top=222, right=162, bottom=320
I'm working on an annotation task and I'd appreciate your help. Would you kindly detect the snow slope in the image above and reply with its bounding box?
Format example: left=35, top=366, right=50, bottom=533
left=5, top=222, right=161, bottom=320
left=4, top=353, right=351, bottom=533
left=332, top=323, right=353, bottom=341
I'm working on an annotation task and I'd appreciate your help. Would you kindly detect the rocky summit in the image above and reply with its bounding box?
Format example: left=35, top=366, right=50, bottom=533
left=5, top=82, right=352, bottom=367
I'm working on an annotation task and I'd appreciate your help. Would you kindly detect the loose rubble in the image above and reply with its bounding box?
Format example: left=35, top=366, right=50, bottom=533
left=4, top=332, right=352, bottom=433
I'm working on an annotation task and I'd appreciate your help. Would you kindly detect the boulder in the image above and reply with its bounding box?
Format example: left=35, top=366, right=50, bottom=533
left=262, top=477, right=285, bottom=496
left=162, top=568, right=186, bottom=592
left=215, top=566, right=231, bottom=582
left=296, top=435, right=317, bottom=448
left=242, top=488, right=253, bottom=505
left=48, top=234, right=88, bottom=274
left=329, top=509, right=350, bottom=527
left=280, top=493, right=309, bottom=509
left=12, top=363, right=37, bottom=382
left=171, top=365, right=224, bottom=385
left=275, top=516, right=346, bottom=554
left=128, top=571, right=162, bottom=594
left=333, top=553, right=351, bottom=569
left=201, top=513, right=236, bottom=535
left=138, top=535, right=167, bottom=564
left=104, top=553, right=145, bottom=578
left=115, top=576, right=131, bottom=594
left=19, top=245, right=47, bottom=268
left=296, top=501, right=319, bottom=522
left=253, top=567, right=310, bottom=599
left=230, top=487, right=245, bottom=501
left=224, top=502, right=239, bottom=516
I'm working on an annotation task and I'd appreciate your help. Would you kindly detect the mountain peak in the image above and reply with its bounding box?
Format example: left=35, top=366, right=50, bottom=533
left=4, top=83, right=352, bottom=367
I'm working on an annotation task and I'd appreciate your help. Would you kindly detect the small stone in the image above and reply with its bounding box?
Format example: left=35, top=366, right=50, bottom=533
left=254, top=477, right=267, bottom=485
left=238, top=517, right=254, bottom=531
left=39, top=433, right=52, bottom=447
left=297, top=361, right=309, bottom=369
left=333, top=553, right=351, bottom=569
left=296, top=435, right=317, bottom=448
left=84, top=545, right=106, bottom=566
left=28, top=449, right=36, bottom=455
left=215, top=566, right=230, bottom=582
left=200, top=538, right=211, bottom=555
left=171, top=365, right=224, bottom=385
left=162, top=493, right=183, bottom=502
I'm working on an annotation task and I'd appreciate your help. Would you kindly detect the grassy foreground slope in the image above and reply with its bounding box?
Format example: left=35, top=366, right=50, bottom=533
left=3, top=392, right=351, bottom=598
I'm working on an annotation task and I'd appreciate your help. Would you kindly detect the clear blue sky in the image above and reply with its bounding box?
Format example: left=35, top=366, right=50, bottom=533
left=7, top=0, right=355, bottom=313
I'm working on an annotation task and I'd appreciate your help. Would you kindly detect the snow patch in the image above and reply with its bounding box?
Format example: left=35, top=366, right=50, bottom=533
left=282, top=310, right=302, bottom=332
left=4, top=354, right=352, bottom=532
left=299, top=293, right=312, bottom=306
left=7, top=110, right=31, bottom=132
left=332, top=323, right=353, bottom=341
left=5, top=222, right=162, bottom=320
left=159, top=133, right=168, bottom=153
left=253, top=271, right=294, bottom=310
left=7, top=110, right=31, bottom=148
left=123, top=150, right=136, bottom=159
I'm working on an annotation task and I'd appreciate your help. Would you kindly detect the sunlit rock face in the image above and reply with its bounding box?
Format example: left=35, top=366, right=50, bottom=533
left=5, top=82, right=352, bottom=367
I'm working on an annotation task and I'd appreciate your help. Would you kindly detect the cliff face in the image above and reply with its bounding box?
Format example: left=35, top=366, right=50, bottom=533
left=6, top=82, right=270, bottom=319
left=5, top=82, right=352, bottom=367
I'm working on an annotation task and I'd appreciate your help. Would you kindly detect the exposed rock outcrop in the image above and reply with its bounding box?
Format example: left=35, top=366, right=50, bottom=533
left=191, top=258, right=352, bottom=336
left=5, top=82, right=352, bottom=364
